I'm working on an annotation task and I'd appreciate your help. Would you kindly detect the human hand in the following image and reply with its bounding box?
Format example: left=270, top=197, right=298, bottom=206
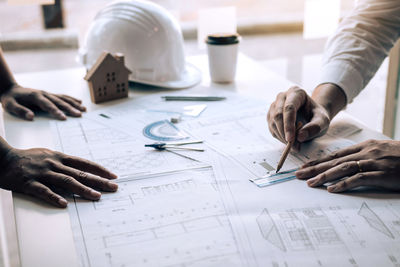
left=0, top=147, right=118, bottom=208
left=296, top=139, right=400, bottom=193
left=267, top=86, right=331, bottom=146
left=0, top=85, right=86, bottom=120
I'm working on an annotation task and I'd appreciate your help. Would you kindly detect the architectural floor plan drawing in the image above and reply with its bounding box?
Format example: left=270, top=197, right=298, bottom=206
left=358, top=202, right=395, bottom=239
left=211, top=151, right=400, bottom=267
left=69, top=168, right=247, bottom=267
left=51, top=117, right=209, bottom=179
left=256, top=207, right=343, bottom=253
left=240, top=201, right=400, bottom=267
left=49, top=91, right=400, bottom=267
left=256, top=209, right=287, bottom=252
left=184, top=108, right=355, bottom=179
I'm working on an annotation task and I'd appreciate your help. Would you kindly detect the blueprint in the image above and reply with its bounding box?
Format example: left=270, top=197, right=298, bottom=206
left=68, top=168, right=247, bottom=267
left=252, top=203, right=400, bottom=266
left=50, top=115, right=210, bottom=179
left=50, top=89, right=267, bottom=179
left=50, top=89, right=400, bottom=267
left=212, top=152, right=400, bottom=267
left=183, top=107, right=355, bottom=178
left=49, top=91, right=260, bottom=267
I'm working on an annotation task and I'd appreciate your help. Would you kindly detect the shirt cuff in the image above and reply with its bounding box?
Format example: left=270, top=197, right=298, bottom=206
left=319, top=61, right=364, bottom=104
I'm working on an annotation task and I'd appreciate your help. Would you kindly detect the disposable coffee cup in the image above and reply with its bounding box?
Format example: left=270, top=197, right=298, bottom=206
left=206, top=33, right=240, bottom=83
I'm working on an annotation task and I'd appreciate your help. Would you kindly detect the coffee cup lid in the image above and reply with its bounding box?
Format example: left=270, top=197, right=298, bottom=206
left=205, top=33, right=240, bottom=45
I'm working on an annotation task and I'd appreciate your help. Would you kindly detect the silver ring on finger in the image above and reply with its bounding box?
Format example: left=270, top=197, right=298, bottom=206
left=78, top=171, right=88, bottom=179
left=356, top=161, right=363, bottom=173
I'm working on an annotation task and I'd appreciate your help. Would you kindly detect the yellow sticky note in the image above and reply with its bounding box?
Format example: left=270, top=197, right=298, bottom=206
left=7, top=0, right=54, bottom=5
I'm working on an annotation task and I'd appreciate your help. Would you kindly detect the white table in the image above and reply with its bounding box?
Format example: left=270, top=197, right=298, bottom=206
left=2, top=55, right=386, bottom=267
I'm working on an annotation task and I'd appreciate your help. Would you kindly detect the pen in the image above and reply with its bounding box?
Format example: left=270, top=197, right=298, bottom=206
left=161, top=96, right=226, bottom=101
left=99, top=113, right=111, bottom=119
left=276, top=122, right=303, bottom=173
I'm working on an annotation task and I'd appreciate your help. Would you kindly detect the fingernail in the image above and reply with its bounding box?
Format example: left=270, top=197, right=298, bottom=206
left=108, top=182, right=118, bottom=191
left=307, top=178, right=318, bottom=187
left=80, top=106, right=87, bottom=111
left=72, top=108, right=82, bottom=115
left=328, top=185, right=338, bottom=193
left=90, top=189, right=101, bottom=198
left=285, top=132, right=294, bottom=142
left=57, top=111, right=67, bottom=120
left=110, top=173, right=118, bottom=179
left=297, top=131, right=308, bottom=142
left=25, top=112, right=34, bottom=120
left=58, top=198, right=68, bottom=207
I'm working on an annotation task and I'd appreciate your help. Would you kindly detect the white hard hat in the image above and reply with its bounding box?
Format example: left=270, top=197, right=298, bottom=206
left=80, top=0, right=201, bottom=89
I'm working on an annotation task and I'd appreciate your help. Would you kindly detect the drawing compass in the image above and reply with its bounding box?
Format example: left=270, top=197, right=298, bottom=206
left=145, top=140, right=204, bottom=162
left=145, top=140, right=204, bottom=151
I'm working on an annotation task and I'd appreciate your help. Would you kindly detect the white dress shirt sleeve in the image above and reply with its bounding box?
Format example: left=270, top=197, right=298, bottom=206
left=319, top=0, right=400, bottom=103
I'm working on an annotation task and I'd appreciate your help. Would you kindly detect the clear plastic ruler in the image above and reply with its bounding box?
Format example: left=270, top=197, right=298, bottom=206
left=249, top=168, right=298, bottom=187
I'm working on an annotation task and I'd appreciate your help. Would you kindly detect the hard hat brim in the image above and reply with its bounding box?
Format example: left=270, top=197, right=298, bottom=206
left=129, top=63, right=202, bottom=89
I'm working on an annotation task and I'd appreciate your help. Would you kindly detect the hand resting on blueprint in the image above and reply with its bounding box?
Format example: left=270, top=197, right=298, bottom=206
left=296, top=139, right=400, bottom=192
left=0, top=137, right=118, bottom=208
left=1, top=85, right=86, bottom=121
left=267, top=84, right=347, bottom=147
left=0, top=47, right=85, bottom=121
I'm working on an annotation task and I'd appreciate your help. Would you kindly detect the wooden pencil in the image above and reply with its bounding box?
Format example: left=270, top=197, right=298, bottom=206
left=276, top=141, right=293, bottom=173
left=276, top=122, right=303, bottom=173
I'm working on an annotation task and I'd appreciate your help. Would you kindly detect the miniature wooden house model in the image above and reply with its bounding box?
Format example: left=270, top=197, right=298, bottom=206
left=84, top=52, right=132, bottom=104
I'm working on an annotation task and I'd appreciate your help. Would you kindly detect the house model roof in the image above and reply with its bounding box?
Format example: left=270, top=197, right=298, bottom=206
left=84, top=51, right=132, bottom=81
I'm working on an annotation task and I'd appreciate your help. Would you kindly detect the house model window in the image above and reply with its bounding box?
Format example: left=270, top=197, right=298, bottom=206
left=84, top=52, right=132, bottom=104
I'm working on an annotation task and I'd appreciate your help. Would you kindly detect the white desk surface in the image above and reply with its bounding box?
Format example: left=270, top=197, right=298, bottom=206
left=2, top=54, right=386, bottom=267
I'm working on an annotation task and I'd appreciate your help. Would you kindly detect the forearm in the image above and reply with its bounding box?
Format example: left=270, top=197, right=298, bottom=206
left=320, top=0, right=400, bottom=103
left=312, top=83, right=347, bottom=120
left=0, top=47, right=17, bottom=96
